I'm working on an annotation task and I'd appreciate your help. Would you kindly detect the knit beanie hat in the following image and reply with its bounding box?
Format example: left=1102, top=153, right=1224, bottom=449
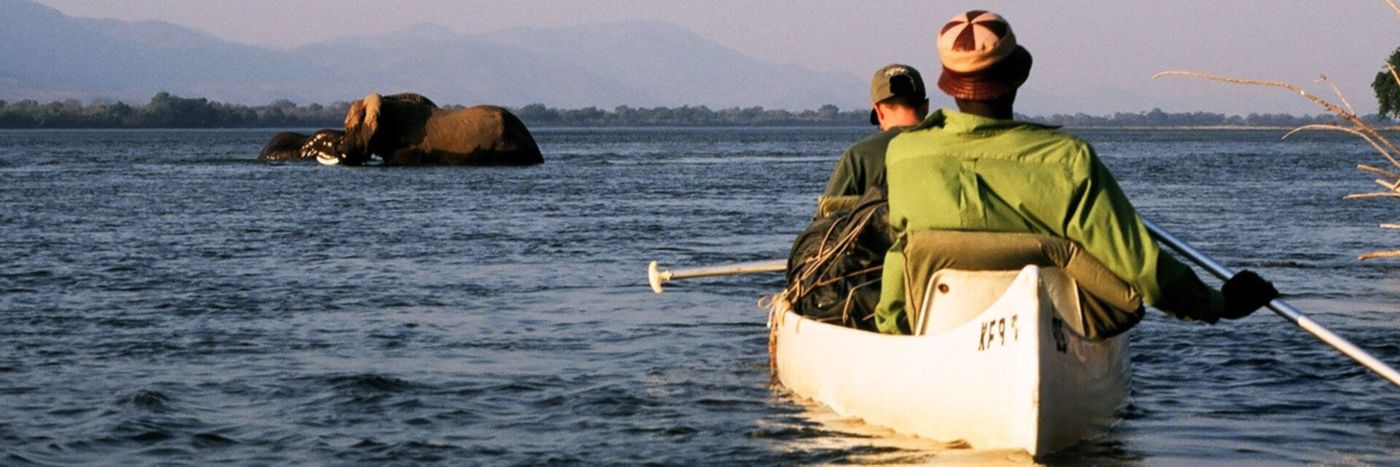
left=936, top=10, right=1033, bottom=100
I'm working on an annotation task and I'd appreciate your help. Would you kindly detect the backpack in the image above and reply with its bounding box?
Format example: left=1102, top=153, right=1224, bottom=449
left=783, top=188, right=892, bottom=331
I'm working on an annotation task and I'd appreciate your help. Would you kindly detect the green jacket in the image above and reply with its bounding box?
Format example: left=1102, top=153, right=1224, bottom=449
left=821, top=126, right=912, bottom=199
left=874, top=109, right=1224, bottom=334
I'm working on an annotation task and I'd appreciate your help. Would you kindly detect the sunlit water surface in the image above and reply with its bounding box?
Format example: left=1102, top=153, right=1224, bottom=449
left=1, top=127, right=1397, bottom=464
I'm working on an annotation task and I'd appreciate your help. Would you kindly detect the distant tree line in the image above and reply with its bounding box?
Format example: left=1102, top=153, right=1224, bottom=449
left=1023, top=108, right=1384, bottom=128
left=0, top=92, right=1384, bottom=129
left=0, top=94, right=868, bottom=128
left=0, top=92, right=350, bottom=129
left=512, top=103, right=866, bottom=126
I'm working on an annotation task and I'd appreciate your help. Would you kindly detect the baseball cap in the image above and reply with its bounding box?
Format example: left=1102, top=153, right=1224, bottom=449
left=868, top=64, right=926, bottom=125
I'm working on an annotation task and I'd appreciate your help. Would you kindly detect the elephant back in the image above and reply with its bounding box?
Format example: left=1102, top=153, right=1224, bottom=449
left=384, top=93, right=438, bottom=109
left=423, top=105, right=543, bottom=166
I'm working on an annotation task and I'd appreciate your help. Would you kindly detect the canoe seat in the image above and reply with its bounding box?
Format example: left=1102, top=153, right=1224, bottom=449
left=902, top=230, right=1144, bottom=340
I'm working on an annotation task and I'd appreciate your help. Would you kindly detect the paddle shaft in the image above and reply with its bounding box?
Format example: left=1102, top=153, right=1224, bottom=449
left=1144, top=218, right=1400, bottom=389
left=648, top=259, right=786, bottom=293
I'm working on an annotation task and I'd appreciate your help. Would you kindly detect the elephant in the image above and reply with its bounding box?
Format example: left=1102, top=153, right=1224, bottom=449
left=332, top=92, right=544, bottom=166
left=257, top=129, right=345, bottom=163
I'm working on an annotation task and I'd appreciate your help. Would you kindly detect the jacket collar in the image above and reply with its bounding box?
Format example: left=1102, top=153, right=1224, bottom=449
left=912, top=108, right=1059, bottom=133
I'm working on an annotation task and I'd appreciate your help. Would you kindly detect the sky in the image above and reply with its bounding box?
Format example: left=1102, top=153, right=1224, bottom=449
left=32, top=0, right=1400, bottom=115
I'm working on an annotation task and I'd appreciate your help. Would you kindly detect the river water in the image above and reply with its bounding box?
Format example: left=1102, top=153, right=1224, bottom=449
left=1, top=127, right=1397, bottom=464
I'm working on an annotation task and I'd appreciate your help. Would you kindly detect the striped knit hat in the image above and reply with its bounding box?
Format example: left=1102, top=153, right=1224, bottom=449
left=936, top=10, right=1033, bottom=100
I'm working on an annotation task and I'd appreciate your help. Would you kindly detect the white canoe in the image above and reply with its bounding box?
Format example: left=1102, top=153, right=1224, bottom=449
left=770, top=265, right=1130, bottom=457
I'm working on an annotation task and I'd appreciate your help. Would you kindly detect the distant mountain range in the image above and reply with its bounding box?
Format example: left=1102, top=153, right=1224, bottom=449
left=0, top=0, right=865, bottom=110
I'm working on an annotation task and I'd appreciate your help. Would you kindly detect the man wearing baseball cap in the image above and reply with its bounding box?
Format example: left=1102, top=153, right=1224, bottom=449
left=816, top=64, right=929, bottom=216
left=872, top=10, right=1278, bottom=335
left=783, top=64, right=928, bottom=330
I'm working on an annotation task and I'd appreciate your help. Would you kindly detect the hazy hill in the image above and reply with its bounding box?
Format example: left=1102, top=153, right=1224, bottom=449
left=0, top=0, right=864, bottom=109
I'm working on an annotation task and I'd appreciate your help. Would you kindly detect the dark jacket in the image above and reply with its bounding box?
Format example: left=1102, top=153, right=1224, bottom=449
left=821, top=126, right=913, bottom=199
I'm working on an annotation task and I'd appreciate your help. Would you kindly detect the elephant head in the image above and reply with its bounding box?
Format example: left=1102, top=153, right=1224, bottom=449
left=303, top=130, right=346, bottom=165
left=338, top=91, right=542, bottom=166
left=339, top=92, right=437, bottom=165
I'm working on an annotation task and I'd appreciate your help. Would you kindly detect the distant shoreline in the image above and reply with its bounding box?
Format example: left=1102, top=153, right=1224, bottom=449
left=0, top=92, right=1388, bottom=130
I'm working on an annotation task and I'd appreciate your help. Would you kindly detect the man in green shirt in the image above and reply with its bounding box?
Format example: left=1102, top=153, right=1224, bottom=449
left=873, top=10, right=1278, bottom=335
left=817, top=64, right=930, bottom=215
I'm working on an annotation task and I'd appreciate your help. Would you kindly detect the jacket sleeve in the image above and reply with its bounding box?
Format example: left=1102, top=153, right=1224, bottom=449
left=1065, top=145, right=1226, bottom=322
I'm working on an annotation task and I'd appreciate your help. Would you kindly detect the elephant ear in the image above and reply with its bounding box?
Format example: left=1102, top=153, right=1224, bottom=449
left=344, top=92, right=383, bottom=158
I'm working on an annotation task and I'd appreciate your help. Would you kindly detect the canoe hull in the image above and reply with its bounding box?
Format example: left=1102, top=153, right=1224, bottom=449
left=771, top=266, right=1129, bottom=457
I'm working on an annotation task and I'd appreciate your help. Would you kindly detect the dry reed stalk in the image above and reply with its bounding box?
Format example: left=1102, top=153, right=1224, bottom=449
left=1319, top=75, right=1359, bottom=116
left=1359, top=163, right=1400, bottom=179
left=1153, top=63, right=1400, bottom=260
left=1344, top=192, right=1400, bottom=199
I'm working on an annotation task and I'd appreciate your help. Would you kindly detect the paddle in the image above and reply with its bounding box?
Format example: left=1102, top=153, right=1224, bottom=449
left=649, top=222, right=1400, bottom=388
left=647, top=259, right=786, bottom=293
left=1144, top=218, right=1400, bottom=389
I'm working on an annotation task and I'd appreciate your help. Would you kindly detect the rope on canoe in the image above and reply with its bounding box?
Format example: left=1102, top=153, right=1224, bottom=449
left=758, top=292, right=787, bottom=379
left=778, top=200, right=885, bottom=329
